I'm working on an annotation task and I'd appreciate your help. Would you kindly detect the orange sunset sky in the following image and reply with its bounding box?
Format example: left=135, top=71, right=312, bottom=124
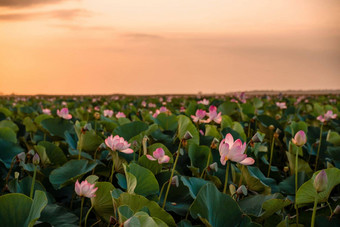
left=0, top=0, right=339, bottom=95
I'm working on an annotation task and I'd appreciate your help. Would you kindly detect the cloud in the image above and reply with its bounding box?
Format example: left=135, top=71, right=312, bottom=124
left=51, top=24, right=114, bottom=31
left=0, top=9, right=91, bottom=21
left=123, top=33, right=164, bottom=40
left=0, top=0, right=69, bottom=8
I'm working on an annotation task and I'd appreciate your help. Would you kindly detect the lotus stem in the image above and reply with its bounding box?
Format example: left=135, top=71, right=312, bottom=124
left=78, top=133, right=83, bottom=160
left=295, top=146, right=301, bottom=225
left=238, top=165, right=245, bottom=187
left=162, top=140, right=181, bottom=209
left=84, top=206, right=93, bottom=227
left=109, top=151, right=116, bottom=183
left=158, top=180, right=169, bottom=201
left=223, top=160, right=230, bottom=194
left=79, top=197, right=85, bottom=227
left=311, top=197, right=318, bottom=227
left=315, top=124, right=323, bottom=171
left=29, top=165, right=37, bottom=198
left=267, top=134, right=275, bottom=177
left=200, top=151, right=211, bottom=179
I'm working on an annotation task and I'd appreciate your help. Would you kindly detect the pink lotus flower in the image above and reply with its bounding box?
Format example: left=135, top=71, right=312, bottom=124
left=219, top=133, right=254, bottom=165
left=103, top=109, right=114, bottom=117
left=191, top=109, right=207, bottom=123
left=42, top=108, right=51, bottom=115
left=105, top=135, right=134, bottom=154
left=206, top=105, right=222, bottom=124
left=57, top=108, right=72, bottom=120
left=276, top=102, right=287, bottom=109
left=94, top=106, right=100, bottom=111
left=317, top=110, right=337, bottom=123
left=75, top=180, right=98, bottom=198
left=141, top=101, right=147, bottom=107
left=180, top=106, right=186, bottom=112
left=230, top=98, right=238, bottom=103
left=148, top=103, right=156, bottom=108
left=146, top=148, right=170, bottom=164
left=115, top=112, right=126, bottom=118
left=197, top=98, right=210, bottom=105
left=152, top=106, right=168, bottom=118
left=199, top=130, right=204, bottom=135
left=292, top=130, right=307, bottom=147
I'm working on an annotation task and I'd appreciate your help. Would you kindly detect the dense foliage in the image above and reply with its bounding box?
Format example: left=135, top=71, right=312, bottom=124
left=0, top=93, right=339, bottom=227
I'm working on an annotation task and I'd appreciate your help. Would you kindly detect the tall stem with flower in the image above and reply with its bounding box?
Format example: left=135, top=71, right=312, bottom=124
left=219, top=133, right=255, bottom=194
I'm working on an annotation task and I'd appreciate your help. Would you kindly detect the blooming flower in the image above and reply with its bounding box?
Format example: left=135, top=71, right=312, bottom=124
left=103, top=109, right=114, bottom=117
left=75, top=180, right=98, bottom=198
left=197, top=98, right=210, bottom=105
left=313, top=170, right=328, bottom=193
left=219, top=133, right=254, bottom=165
left=206, top=105, right=222, bottom=124
left=115, top=112, right=126, bottom=118
left=94, top=106, right=100, bottom=111
left=57, top=108, right=72, bottom=120
left=317, top=110, right=337, bottom=123
left=191, top=109, right=206, bottom=123
left=152, top=106, right=169, bottom=118
left=105, top=135, right=134, bottom=154
left=276, top=102, right=287, bottom=109
left=42, top=108, right=51, bottom=115
left=146, top=148, right=170, bottom=164
left=141, top=100, right=147, bottom=107
left=292, top=130, right=307, bottom=147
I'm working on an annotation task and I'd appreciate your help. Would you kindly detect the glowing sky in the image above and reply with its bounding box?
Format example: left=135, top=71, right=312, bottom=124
left=0, top=0, right=339, bottom=95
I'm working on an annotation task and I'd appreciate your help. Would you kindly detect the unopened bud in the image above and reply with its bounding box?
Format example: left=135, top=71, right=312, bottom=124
left=269, top=125, right=275, bottom=131
left=14, top=172, right=20, bottom=179
left=292, top=130, right=307, bottom=147
left=32, top=153, right=40, bottom=165
left=313, top=170, right=328, bottom=193
left=183, top=131, right=193, bottom=140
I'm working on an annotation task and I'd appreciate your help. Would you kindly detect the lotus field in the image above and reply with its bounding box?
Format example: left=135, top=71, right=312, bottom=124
left=1, top=94, right=340, bottom=227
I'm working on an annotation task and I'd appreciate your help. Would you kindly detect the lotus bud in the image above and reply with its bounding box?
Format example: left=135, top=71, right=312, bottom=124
left=283, top=166, right=289, bottom=172
left=209, top=162, right=218, bottom=172
left=292, top=130, right=307, bottom=147
left=32, top=153, right=40, bottom=165
left=269, top=125, right=275, bottom=131
left=313, top=170, right=328, bottom=193
left=14, top=172, right=20, bottom=179
left=183, top=131, right=193, bottom=140
left=334, top=205, right=340, bottom=215
left=236, top=185, right=248, bottom=196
